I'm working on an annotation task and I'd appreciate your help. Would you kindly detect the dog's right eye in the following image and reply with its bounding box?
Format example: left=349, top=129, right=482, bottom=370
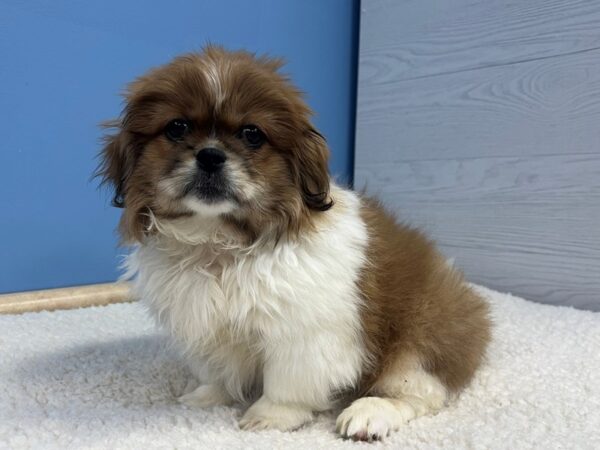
left=164, top=119, right=191, bottom=141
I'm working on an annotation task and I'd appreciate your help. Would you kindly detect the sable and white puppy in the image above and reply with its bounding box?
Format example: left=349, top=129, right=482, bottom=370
left=98, top=47, right=490, bottom=441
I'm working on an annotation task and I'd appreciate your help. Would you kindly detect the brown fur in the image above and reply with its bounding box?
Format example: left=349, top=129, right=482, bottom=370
left=97, top=46, right=331, bottom=244
left=357, top=198, right=491, bottom=394
left=97, top=48, right=491, bottom=435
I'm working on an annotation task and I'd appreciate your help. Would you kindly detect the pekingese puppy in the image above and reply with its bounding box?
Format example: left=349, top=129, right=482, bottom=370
left=98, top=47, right=490, bottom=441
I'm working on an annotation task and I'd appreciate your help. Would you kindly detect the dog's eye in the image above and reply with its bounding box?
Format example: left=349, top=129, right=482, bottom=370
left=165, top=119, right=191, bottom=141
left=238, top=125, right=266, bottom=149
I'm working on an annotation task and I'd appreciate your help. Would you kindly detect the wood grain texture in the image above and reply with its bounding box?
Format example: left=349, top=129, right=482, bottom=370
left=356, top=0, right=600, bottom=309
left=357, top=48, right=600, bottom=160
left=360, top=0, right=600, bottom=83
left=357, top=154, right=600, bottom=309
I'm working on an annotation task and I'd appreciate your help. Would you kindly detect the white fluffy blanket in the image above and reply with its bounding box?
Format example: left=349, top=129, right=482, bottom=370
left=1, top=285, right=599, bottom=449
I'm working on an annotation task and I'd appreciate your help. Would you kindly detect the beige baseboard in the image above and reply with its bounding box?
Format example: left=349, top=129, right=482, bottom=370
left=0, top=282, right=133, bottom=315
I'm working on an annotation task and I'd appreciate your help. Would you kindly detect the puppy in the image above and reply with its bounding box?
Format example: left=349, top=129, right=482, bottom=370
left=98, top=47, right=490, bottom=441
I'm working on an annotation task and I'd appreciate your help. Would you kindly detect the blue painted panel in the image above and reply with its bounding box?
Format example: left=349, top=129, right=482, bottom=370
left=0, top=0, right=359, bottom=292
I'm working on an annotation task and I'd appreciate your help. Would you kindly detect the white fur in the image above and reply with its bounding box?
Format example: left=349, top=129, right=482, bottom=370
left=157, top=159, right=196, bottom=198
left=373, top=355, right=448, bottom=408
left=239, top=396, right=314, bottom=431
left=337, top=397, right=408, bottom=440
left=178, top=383, right=233, bottom=408
left=202, top=60, right=226, bottom=108
left=337, top=357, right=448, bottom=440
left=124, top=184, right=369, bottom=428
left=182, top=197, right=236, bottom=216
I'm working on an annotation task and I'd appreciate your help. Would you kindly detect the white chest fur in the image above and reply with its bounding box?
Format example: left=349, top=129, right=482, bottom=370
left=124, top=188, right=369, bottom=406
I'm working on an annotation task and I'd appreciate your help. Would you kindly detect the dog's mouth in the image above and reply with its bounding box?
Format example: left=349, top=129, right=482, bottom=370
left=183, top=172, right=237, bottom=204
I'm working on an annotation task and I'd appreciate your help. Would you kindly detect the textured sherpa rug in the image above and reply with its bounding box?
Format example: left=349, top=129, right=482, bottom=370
left=1, top=285, right=599, bottom=450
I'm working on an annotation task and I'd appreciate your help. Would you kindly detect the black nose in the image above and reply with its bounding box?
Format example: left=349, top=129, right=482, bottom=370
left=196, top=147, right=226, bottom=173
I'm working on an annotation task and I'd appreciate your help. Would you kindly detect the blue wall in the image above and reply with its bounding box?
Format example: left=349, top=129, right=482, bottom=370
left=0, top=0, right=359, bottom=293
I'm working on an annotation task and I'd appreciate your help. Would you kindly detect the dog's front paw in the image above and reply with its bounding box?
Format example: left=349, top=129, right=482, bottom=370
left=239, top=396, right=313, bottom=431
left=336, top=397, right=408, bottom=441
left=178, top=383, right=233, bottom=408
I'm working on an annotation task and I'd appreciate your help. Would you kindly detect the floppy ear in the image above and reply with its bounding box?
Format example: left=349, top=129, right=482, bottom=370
left=96, top=128, right=151, bottom=242
left=292, top=128, right=333, bottom=211
left=96, top=123, right=135, bottom=208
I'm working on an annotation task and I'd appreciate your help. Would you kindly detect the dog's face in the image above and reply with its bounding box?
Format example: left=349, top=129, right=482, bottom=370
left=99, top=47, right=332, bottom=243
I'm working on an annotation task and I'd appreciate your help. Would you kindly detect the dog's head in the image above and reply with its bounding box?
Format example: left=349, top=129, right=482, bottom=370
left=98, top=47, right=332, bottom=244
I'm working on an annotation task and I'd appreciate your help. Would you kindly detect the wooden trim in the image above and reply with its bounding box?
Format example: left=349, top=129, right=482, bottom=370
left=0, top=282, right=132, bottom=315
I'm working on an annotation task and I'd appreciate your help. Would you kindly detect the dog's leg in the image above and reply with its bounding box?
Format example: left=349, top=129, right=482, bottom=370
left=178, top=383, right=234, bottom=408
left=179, top=343, right=257, bottom=408
left=238, top=395, right=314, bottom=431
left=336, top=354, right=448, bottom=441
left=239, top=330, right=364, bottom=431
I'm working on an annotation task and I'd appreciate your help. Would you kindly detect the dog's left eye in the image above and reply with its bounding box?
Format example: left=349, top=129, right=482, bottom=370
left=238, top=125, right=266, bottom=149
left=165, top=119, right=191, bottom=141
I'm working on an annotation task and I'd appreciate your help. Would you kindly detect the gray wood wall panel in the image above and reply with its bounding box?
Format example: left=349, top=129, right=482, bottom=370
left=358, top=48, right=600, bottom=160
left=355, top=0, right=600, bottom=310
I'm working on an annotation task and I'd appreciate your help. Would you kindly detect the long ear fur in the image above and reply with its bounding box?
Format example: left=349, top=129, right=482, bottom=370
left=96, top=122, right=135, bottom=209
left=293, top=128, right=333, bottom=211
left=96, top=123, right=150, bottom=243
